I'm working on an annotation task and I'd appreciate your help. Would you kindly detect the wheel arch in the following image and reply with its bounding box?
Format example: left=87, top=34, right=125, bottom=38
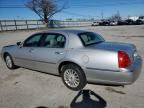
left=59, top=60, right=87, bottom=90
left=3, top=52, right=10, bottom=61
left=58, top=61, right=85, bottom=75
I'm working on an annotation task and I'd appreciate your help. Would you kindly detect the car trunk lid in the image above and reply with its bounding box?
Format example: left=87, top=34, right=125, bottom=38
left=86, top=41, right=137, bottom=64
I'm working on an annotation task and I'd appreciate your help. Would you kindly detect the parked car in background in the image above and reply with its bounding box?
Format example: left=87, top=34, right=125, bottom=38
left=1, top=30, right=142, bottom=91
left=125, top=19, right=135, bottom=25
left=134, top=16, right=144, bottom=25
left=110, top=21, right=118, bottom=26
left=99, top=20, right=110, bottom=26
left=117, top=20, right=125, bottom=25
left=135, top=19, right=144, bottom=25
left=139, top=16, right=144, bottom=22
left=91, top=22, right=99, bottom=26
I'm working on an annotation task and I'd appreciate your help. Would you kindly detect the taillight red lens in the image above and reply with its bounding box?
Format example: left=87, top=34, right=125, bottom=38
left=118, top=50, right=131, bottom=68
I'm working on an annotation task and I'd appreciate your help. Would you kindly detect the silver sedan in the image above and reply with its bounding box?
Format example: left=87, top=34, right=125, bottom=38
left=1, top=29, right=142, bottom=91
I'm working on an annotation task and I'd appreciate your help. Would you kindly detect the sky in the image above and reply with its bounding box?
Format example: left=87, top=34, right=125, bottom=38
left=0, top=0, right=144, bottom=20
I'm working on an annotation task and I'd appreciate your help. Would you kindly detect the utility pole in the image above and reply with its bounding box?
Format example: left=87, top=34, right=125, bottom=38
left=117, top=10, right=121, bottom=20
left=101, top=9, right=104, bottom=19
left=117, top=10, right=120, bottom=17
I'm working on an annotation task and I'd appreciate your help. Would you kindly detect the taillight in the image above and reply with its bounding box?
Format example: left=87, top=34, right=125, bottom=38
left=118, top=50, right=131, bottom=68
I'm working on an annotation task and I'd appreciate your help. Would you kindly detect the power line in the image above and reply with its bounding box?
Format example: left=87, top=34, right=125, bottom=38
left=69, top=0, right=144, bottom=5
left=70, top=1, right=144, bottom=8
left=0, top=1, right=143, bottom=18
left=0, top=6, right=26, bottom=8
left=0, top=1, right=143, bottom=9
left=61, top=11, right=98, bottom=18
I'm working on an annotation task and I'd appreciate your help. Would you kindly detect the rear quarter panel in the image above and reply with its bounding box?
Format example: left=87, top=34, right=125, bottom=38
left=64, top=48, right=119, bottom=71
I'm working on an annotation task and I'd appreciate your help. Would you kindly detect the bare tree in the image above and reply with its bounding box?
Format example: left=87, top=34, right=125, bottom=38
left=110, top=14, right=121, bottom=21
left=110, top=11, right=121, bottom=21
left=26, top=0, right=66, bottom=24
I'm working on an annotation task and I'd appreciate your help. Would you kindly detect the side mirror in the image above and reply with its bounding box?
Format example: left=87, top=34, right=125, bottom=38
left=17, top=42, right=23, bottom=48
left=17, top=42, right=21, bottom=46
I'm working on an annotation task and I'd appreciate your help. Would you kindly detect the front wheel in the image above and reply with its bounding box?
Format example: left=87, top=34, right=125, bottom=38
left=4, top=54, right=17, bottom=69
left=61, top=64, right=87, bottom=91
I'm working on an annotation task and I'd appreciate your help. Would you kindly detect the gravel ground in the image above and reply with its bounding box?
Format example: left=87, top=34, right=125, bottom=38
left=0, top=25, right=144, bottom=108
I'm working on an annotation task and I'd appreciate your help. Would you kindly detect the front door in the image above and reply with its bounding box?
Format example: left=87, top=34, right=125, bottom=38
left=14, top=33, right=43, bottom=69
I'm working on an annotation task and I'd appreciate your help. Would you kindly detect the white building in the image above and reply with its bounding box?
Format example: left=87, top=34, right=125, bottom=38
left=128, top=16, right=139, bottom=21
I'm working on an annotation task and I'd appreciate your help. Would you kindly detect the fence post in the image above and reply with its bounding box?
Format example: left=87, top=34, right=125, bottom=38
left=14, top=20, right=17, bottom=30
left=26, top=20, right=28, bottom=29
left=5, top=20, right=7, bottom=31
left=37, top=20, right=39, bottom=29
left=0, top=20, right=3, bottom=31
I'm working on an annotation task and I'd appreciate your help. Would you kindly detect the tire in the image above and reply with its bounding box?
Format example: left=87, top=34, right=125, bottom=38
left=4, top=53, right=17, bottom=69
left=61, top=63, right=87, bottom=91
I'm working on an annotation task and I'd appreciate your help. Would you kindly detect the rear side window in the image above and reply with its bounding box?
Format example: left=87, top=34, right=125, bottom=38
left=42, top=33, right=66, bottom=48
left=78, top=32, right=104, bottom=46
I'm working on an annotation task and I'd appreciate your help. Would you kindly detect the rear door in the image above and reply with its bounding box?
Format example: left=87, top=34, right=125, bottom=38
left=30, top=33, right=67, bottom=74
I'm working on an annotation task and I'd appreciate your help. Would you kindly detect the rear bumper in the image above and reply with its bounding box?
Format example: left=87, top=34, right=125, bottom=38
left=84, top=55, right=142, bottom=85
left=126, top=55, right=142, bottom=83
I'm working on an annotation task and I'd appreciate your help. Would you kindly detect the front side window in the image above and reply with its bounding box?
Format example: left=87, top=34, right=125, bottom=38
left=23, top=34, right=42, bottom=47
left=78, top=32, right=105, bottom=46
left=42, top=34, right=66, bottom=48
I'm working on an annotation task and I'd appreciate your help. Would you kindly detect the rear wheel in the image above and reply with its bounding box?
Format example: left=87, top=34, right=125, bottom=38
left=61, top=63, right=86, bottom=91
left=4, top=54, right=17, bottom=69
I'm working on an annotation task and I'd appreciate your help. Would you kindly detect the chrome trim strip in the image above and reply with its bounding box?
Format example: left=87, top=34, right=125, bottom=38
left=86, top=67, right=120, bottom=72
left=14, top=57, right=56, bottom=64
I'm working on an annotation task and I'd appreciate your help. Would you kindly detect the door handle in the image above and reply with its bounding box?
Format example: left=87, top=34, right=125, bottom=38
left=55, top=52, right=64, bottom=55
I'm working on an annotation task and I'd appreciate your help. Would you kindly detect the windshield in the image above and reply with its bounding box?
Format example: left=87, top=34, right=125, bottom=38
left=78, top=32, right=105, bottom=46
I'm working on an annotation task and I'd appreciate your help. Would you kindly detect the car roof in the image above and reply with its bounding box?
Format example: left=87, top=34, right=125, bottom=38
left=40, top=29, right=89, bottom=35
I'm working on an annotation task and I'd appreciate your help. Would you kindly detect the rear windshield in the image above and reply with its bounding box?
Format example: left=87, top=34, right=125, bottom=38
left=78, top=32, right=105, bottom=46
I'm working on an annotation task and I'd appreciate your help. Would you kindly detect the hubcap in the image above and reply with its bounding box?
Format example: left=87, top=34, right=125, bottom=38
left=64, top=69, right=80, bottom=88
left=6, top=56, right=12, bottom=68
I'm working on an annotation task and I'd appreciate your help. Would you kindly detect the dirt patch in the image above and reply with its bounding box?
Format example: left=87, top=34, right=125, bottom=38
left=58, top=106, right=68, bottom=108
left=4, top=73, right=22, bottom=82
left=113, top=35, right=144, bottom=38
left=105, top=87, right=126, bottom=95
